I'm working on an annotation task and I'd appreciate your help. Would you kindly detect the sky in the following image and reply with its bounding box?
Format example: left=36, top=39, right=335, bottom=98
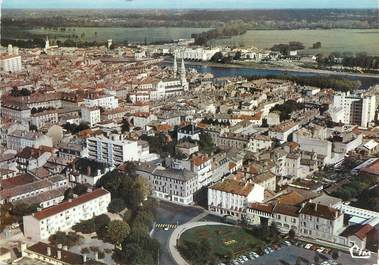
left=2, top=0, right=379, bottom=9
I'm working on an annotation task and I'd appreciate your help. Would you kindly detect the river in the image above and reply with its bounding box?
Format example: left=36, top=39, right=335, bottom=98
left=182, top=62, right=379, bottom=89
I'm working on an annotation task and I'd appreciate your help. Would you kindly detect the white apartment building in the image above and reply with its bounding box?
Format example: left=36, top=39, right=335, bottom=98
left=269, top=121, right=299, bottom=142
left=84, top=94, right=118, bottom=109
left=174, top=47, right=220, bottom=61
left=31, top=110, right=59, bottom=130
left=23, top=188, right=111, bottom=241
left=330, top=91, right=376, bottom=128
left=136, top=163, right=198, bottom=205
left=7, top=130, right=53, bottom=151
left=299, top=202, right=344, bottom=242
left=208, top=178, right=265, bottom=219
left=81, top=107, right=101, bottom=127
left=247, top=135, right=273, bottom=153
left=87, top=134, right=154, bottom=166
left=1, top=103, right=31, bottom=125
left=168, top=153, right=213, bottom=188
left=0, top=55, right=22, bottom=72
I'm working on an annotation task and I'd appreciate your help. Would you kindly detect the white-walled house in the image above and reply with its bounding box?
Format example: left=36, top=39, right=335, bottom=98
left=208, top=178, right=264, bottom=219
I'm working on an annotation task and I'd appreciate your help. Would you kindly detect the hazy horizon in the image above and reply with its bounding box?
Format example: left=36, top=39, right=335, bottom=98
left=3, top=0, right=378, bottom=9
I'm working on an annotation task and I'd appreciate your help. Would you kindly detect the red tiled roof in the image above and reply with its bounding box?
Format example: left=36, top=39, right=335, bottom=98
left=340, top=224, right=373, bottom=240
left=32, top=188, right=109, bottom=220
left=300, top=202, right=340, bottom=220
left=249, top=203, right=274, bottom=214
left=0, top=174, right=35, bottom=189
left=360, top=159, right=379, bottom=176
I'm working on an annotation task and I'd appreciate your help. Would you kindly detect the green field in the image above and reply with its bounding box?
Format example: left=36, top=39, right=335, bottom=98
left=211, top=29, right=379, bottom=56
left=4, top=26, right=211, bottom=44
left=179, top=225, right=263, bottom=257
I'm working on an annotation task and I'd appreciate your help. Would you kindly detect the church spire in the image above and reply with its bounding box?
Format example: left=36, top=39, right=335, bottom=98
left=180, top=58, right=186, bottom=82
left=173, top=53, right=177, bottom=78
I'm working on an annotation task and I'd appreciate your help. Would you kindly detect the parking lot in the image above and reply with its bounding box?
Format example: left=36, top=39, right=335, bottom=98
left=224, top=243, right=378, bottom=265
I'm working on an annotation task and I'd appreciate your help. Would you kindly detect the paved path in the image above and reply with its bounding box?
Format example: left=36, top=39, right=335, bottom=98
left=168, top=221, right=232, bottom=265
left=187, top=211, right=209, bottom=223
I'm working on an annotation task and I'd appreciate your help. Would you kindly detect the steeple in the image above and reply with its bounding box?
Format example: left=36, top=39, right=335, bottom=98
left=180, top=58, right=186, bottom=82
left=173, top=53, right=177, bottom=78
left=180, top=58, right=188, bottom=91
left=44, top=36, right=50, bottom=52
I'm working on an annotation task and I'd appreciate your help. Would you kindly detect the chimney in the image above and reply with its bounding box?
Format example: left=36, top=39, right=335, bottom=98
left=87, top=166, right=91, bottom=176
left=57, top=250, right=62, bottom=260
left=95, top=251, right=99, bottom=261
left=63, top=246, right=68, bottom=251
left=47, top=247, right=51, bottom=256
left=83, top=255, right=87, bottom=263
left=57, top=243, right=62, bottom=249
left=315, top=203, right=318, bottom=212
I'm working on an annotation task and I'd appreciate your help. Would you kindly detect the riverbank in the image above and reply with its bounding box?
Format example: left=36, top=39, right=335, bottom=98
left=171, top=60, right=379, bottom=80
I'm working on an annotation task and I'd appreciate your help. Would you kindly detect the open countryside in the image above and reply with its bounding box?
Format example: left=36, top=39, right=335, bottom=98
left=4, top=26, right=211, bottom=44
left=211, top=29, right=379, bottom=55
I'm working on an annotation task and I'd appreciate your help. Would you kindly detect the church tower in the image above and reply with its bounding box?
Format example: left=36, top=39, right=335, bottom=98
left=173, top=54, right=178, bottom=78
left=44, top=36, right=50, bottom=53
left=180, top=58, right=186, bottom=83
left=180, top=58, right=188, bottom=91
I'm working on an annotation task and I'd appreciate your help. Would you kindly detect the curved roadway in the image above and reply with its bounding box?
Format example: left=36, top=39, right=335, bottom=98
left=168, top=221, right=232, bottom=265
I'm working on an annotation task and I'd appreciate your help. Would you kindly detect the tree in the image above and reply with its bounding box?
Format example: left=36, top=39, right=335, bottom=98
left=107, top=220, right=131, bottom=246
left=49, top=231, right=81, bottom=247
left=179, top=238, right=215, bottom=265
left=96, top=169, right=123, bottom=198
left=64, top=188, right=74, bottom=201
left=94, top=214, right=110, bottom=240
left=199, top=132, right=214, bottom=155
left=29, top=124, right=38, bottom=132
left=210, top=52, right=225, bottom=63
left=120, top=174, right=148, bottom=211
left=11, top=203, right=39, bottom=221
left=312, top=42, right=322, bottom=49
left=314, top=254, right=320, bottom=265
left=0, top=204, right=13, bottom=232
left=121, top=119, right=130, bottom=133
left=289, top=229, right=296, bottom=240
left=108, top=198, right=127, bottom=213
left=73, top=184, right=88, bottom=196
left=72, top=219, right=96, bottom=234
left=332, top=250, right=339, bottom=260
left=233, top=51, right=242, bottom=60
left=94, top=214, right=111, bottom=231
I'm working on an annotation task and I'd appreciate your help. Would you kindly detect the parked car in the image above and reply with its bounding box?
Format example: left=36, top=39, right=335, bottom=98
left=283, top=240, right=291, bottom=246
left=241, top=256, right=249, bottom=262
left=304, top=244, right=312, bottom=249
left=250, top=251, right=259, bottom=258
left=271, top=244, right=278, bottom=250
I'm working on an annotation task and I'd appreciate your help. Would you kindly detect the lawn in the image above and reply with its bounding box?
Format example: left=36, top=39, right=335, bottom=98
left=179, top=225, right=263, bottom=257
